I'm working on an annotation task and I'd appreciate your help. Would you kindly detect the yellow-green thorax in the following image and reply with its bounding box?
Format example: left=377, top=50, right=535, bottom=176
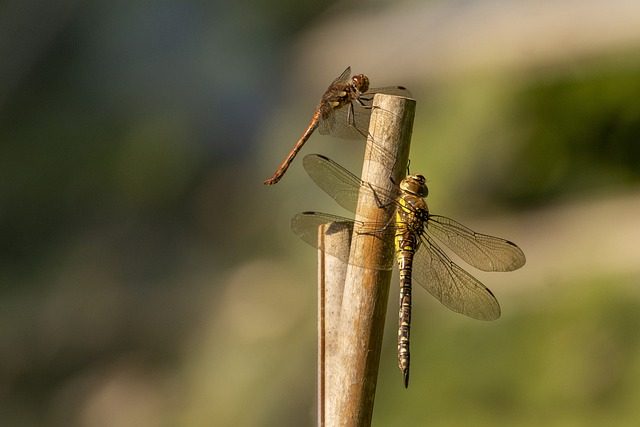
left=394, top=174, right=430, bottom=256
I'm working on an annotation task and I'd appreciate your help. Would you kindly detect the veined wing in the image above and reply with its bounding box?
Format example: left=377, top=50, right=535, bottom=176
left=302, top=154, right=399, bottom=218
left=366, top=85, right=412, bottom=98
left=321, top=86, right=412, bottom=140
left=411, top=233, right=501, bottom=321
left=321, top=102, right=373, bottom=141
left=290, top=211, right=395, bottom=270
left=317, top=67, right=355, bottom=136
left=290, top=212, right=354, bottom=264
left=427, top=215, right=526, bottom=272
left=330, top=66, right=352, bottom=87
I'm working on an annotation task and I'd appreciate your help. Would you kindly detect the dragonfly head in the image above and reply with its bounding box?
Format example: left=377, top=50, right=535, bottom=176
left=400, top=174, right=428, bottom=198
left=351, top=74, right=370, bottom=94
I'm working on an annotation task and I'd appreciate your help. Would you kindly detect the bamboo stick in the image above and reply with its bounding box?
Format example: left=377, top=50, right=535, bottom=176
left=318, top=222, right=351, bottom=427
left=323, top=93, right=415, bottom=426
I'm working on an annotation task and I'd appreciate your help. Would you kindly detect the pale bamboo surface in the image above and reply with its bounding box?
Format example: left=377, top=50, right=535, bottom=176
left=318, top=222, right=350, bottom=427
left=321, top=93, right=415, bottom=427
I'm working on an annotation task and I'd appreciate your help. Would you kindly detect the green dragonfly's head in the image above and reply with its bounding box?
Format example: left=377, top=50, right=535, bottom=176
left=400, top=174, right=428, bottom=198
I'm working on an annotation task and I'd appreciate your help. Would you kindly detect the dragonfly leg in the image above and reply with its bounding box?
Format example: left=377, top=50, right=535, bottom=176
left=353, top=214, right=396, bottom=237
left=352, top=184, right=397, bottom=235
left=345, top=102, right=370, bottom=140
left=367, top=182, right=396, bottom=210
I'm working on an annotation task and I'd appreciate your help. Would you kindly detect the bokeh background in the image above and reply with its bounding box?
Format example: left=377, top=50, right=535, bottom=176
left=2, top=0, right=640, bottom=426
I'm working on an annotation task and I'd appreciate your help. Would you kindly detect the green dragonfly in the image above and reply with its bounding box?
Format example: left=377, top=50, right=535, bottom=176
left=291, top=154, right=526, bottom=387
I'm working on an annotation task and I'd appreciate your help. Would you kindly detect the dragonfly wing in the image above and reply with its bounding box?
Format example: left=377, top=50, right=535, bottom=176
left=325, top=102, right=371, bottom=141
left=318, top=67, right=353, bottom=136
left=318, top=109, right=336, bottom=136
left=291, top=212, right=354, bottom=264
left=367, top=86, right=412, bottom=98
left=320, top=89, right=411, bottom=141
left=427, top=215, right=526, bottom=272
left=330, top=66, right=352, bottom=86
left=302, top=154, right=400, bottom=219
left=303, top=154, right=361, bottom=213
left=411, top=233, right=501, bottom=320
left=290, top=211, right=394, bottom=270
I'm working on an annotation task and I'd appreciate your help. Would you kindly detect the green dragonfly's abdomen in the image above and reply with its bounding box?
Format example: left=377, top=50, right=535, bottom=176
left=395, top=226, right=418, bottom=389
left=394, top=194, right=427, bottom=388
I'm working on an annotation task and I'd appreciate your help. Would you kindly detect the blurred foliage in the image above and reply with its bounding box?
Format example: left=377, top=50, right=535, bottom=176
left=372, top=274, right=640, bottom=426
left=409, top=60, right=640, bottom=214
left=502, top=66, right=640, bottom=207
left=1, top=0, right=639, bottom=426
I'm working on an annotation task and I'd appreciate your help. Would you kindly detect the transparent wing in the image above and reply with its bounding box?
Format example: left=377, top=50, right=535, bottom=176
left=427, top=215, right=526, bottom=272
left=366, top=85, right=412, bottom=98
left=321, top=101, right=372, bottom=140
left=302, top=154, right=361, bottom=213
left=322, top=86, right=412, bottom=140
left=411, top=233, right=501, bottom=320
left=318, top=67, right=352, bottom=136
left=330, top=66, right=351, bottom=86
left=290, top=212, right=354, bottom=264
left=302, top=154, right=398, bottom=218
left=318, top=107, right=337, bottom=136
left=318, top=84, right=411, bottom=140
left=290, top=211, right=395, bottom=270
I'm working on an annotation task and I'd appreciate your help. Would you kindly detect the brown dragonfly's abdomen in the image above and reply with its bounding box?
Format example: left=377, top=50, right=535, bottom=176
left=263, top=110, right=322, bottom=185
left=264, top=81, right=359, bottom=186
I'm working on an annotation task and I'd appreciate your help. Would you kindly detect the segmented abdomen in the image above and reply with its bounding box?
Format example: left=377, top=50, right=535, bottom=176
left=395, top=227, right=417, bottom=388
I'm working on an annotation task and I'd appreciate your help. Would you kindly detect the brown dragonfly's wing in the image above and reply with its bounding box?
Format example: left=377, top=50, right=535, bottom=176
left=318, top=107, right=337, bottom=136
left=411, top=233, right=501, bottom=321
left=366, top=85, right=412, bottom=98
left=324, top=85, right=412, bottom=140
left=317, top=67, right=352, bottom=136
left=323, top=101, right=372, bottom=140
left=302, top=154, right=398, bottom=218
left=330, top=66, right=352, bottom=86
left=426, top=215, right=526, bottom=272
left=290, top=211, right=395, bottom=270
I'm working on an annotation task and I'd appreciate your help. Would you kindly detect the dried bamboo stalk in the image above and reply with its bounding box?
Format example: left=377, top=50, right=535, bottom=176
left=322, top=93, right=415, bottom=427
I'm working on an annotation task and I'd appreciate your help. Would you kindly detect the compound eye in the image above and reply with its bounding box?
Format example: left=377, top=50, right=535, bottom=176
left=415, top=175, right=428, bottom=197
left=352, top=74, right=370, bottom=93
left=401, top=175, right=429, bottom=197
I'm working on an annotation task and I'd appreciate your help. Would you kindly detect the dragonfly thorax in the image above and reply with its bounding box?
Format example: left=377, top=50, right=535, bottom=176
left=351, top=74, right=370, bottom=94
left=400, top=174, right=428, bottom=198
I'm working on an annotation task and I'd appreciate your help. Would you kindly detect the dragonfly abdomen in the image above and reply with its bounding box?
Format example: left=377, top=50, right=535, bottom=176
left=263, top=111, right=322, bottom=185
left=395, top=228, right=418, bottom=388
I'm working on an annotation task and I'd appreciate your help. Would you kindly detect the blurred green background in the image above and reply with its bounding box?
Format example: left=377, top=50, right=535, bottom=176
left=2, top=0, right=640, bottom=426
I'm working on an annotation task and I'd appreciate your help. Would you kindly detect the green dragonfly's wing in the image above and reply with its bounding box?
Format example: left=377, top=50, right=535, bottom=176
left=427, top=215, right=526, bottom=272
left=302, top=154, right=398, bottom=218
left=290, top=211, right=395, bottom=270
left=410, top=233, right=501, bottom=321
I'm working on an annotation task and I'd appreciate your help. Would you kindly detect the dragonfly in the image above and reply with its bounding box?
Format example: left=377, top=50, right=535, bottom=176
left=263, top=66, right=411, bottom=185
left=291, top=154, right=526, bottom=388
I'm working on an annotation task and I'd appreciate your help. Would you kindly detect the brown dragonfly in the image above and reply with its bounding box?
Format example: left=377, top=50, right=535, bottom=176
left=263, top=66, right=411, bottom=185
